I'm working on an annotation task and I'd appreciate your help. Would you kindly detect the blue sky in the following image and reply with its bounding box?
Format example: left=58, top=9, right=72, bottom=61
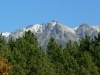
left=0, top=0, right=100, bottom=32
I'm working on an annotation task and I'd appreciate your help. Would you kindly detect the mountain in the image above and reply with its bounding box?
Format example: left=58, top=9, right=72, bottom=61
left=1, top=20, right=100, bottom=49
left=75, top=23, right=98, bottom=38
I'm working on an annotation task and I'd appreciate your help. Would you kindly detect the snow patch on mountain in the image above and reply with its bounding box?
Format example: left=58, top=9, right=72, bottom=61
left=50, top=21, right=57, bottom=26
left=25, top=24, right=42, bottom=33
left=91, top=26, right=100, bottom=32
left=72, top=27, right=78, bottom=31
left=63, top=26, right=76, bottom=34
left=2, top=32, right=11, bottom=37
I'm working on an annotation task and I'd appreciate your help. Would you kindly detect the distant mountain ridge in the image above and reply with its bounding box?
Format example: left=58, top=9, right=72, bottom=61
left=1, top=20, right=100, bottom=49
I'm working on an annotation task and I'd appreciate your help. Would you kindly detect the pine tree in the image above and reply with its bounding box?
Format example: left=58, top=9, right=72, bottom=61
left=47, top=37, right=58, bottom=62
left=10, top=30, right=55, bottom=75
left=78, top=51, right=99, bottom=75
left=79, top=35, right=90, bottom=52
left=63, top=45, right=80, bottom=75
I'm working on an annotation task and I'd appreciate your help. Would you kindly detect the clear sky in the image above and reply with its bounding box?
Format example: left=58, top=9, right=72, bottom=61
left=0, top=0, right=100, bottom=32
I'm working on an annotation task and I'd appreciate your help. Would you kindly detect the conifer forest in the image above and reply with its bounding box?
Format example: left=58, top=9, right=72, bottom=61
left=0, top=30, right=100, bottom=75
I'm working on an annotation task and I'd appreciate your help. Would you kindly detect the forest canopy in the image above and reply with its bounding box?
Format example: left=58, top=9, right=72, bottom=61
left=0, top=30, right=100, bottom=75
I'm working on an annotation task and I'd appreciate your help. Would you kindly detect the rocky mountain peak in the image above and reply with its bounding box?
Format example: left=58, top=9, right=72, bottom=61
left=79, top=23, right=90, bottom=29
left=1, top=20, right=100, bottom=49
left=49, top=20, right=58, bottom=27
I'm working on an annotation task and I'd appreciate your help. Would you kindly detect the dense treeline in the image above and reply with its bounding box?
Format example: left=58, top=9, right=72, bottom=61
left=0, top=30, right=100, bottom=75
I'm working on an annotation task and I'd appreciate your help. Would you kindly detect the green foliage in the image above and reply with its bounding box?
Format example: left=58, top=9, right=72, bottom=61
left=7, top=31, right=55, bottom=75
left=78, top=51, right=99, bottom=75
left=79, top=35, right=90, bottom=52
left=1, top=31, right=100, bottom=75
left=47, top=37, right=58, bottom=62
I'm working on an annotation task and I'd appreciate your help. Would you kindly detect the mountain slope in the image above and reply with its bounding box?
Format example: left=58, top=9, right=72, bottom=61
left=1, top=20, right=100, bottom=49
left=75, top=23, right=98, bottom=38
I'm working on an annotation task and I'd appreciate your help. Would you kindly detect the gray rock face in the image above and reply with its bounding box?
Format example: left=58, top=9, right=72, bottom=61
left=76, top=23, right=98, bottom=38
left=1, top=21, right=100, bottom=49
